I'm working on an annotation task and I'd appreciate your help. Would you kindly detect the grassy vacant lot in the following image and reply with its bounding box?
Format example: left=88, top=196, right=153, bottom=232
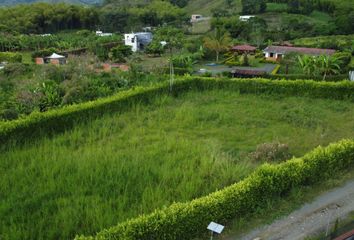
left=1, top=89, right=354, bottom=240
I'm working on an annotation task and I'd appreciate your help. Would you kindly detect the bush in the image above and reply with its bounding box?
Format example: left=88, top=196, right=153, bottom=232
left=31, top=48, right=58, bottom=58
left=0, top=52, right=22, bottom=63
left=333, top=51, right=352, bottom=73
left=266, top=74, right=349, bottom=81
left=249, top=142, right=291, bottom=162
left=3, top=63, right=29, bottom=77
left=109, top=45, right=133, bottom=63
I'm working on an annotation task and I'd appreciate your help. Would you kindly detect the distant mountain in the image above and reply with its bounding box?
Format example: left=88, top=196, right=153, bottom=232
left=0, top=0, right=101, bottom=6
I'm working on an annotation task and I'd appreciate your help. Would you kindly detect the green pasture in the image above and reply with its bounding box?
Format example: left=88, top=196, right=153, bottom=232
left=1, top=89, right=354, bottom=239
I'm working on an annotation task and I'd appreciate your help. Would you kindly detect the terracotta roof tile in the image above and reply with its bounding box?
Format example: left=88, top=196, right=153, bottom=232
left=263, top=45, right=335, bottom=55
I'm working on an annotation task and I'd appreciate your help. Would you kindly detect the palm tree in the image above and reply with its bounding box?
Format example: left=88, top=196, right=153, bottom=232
left=317, top=55, right=340, bottom=81
left=203, top=28, right=231, bottom=62
left=297, top=55, right=315, bottom=76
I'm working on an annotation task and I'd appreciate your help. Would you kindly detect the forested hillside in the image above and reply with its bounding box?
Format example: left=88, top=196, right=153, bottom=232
left=0, top=0, right=100, bottom=5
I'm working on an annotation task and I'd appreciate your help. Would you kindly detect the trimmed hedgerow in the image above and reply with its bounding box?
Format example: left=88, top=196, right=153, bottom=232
left=1, top=77, right=354, bottom=147
left=75, top=139, right=354, bottom=240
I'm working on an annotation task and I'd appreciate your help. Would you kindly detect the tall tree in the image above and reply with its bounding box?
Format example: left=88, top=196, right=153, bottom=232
left=203, top=28, right=231, bottom=62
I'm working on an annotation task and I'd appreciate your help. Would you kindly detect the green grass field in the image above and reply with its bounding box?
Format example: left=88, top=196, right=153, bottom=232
left=2, top=89, right=354, bottom=240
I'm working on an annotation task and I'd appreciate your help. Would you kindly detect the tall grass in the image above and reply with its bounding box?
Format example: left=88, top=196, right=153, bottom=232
left=1, top=90, right=354, bottom=239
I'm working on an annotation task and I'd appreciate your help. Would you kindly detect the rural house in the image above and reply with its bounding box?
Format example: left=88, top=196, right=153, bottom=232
left=45, top=53, right=66, bottom=65
left=231, top=44, right=257, bottom=54
left=124, top=32, right=153, bottom=52
left=190, top=14, right=203, bottom=22
left=263, top=45, right=336, bottom=61
left=239, top=15, right=255, bottom=21
left=96, top=31, right=113, bottom=37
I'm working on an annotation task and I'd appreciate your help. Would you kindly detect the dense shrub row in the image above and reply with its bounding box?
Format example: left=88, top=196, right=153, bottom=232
left=0, top=52, right=22, bottom=63
left=266, top=73, right=349, bottom=81
left=75, top=139, right=354, bottom=240
left=1, top=77, right=354, bottom=147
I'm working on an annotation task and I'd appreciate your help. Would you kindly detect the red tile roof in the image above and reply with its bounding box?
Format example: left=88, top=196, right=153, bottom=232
left=334, top=229, right=354, bottom=240
left=263, top=45, right=335, bottom=55
left=231, top=44, right=257, bottom=51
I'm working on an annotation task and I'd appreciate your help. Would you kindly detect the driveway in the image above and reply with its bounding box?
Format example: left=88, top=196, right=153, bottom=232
left=232, top=64, right=277, bottom=74
left=225, top=180, right=354, bottom=240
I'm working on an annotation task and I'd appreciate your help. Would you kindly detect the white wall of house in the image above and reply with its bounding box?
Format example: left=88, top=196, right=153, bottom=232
left=124, top=32, right=153, bottom=52
left=239, top=15, right=255, bottom=21
left=264, top=52, right=283, bottom=59
left=124, top=34, right=139, bottom=52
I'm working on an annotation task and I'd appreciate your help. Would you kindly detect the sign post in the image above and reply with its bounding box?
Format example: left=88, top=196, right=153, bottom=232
left=207, top=222, right=224, bottom=240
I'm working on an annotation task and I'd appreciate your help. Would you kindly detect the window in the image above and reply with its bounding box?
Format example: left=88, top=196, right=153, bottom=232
left=270, top=53, right=274, bottom=57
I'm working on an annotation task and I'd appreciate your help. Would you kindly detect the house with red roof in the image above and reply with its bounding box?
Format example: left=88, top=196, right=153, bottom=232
left=263, top=45, right=336, bottom=61
left=231, top=44, right=257, bottom=54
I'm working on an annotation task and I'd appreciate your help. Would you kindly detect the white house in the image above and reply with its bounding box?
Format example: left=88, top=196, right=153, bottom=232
left=239, top=15, right=255, bottom=21
left=45, top=53, right=66, bottom=65
left=124, top=32, right=153, bottom=52
left=191, top=14, right=203, bottom=22
left=96, top=31, right=113, bottom=37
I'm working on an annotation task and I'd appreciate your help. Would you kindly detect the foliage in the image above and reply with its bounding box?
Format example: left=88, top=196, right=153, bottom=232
left=242, top=0, right=267, bottom=14
left=153, top=26, right=185, bottom=54
left=0, top=3, right=99, bottom=34
left=298, top=55, right=341, bottom=80
left=109, top=45, right=133, bottom=63
left=0, top=52, right=22, bottom=63
left=1, top=77, right=354, bottom=145
left=203, top=28, right=231, bottom=62
left=145, top=41, right=165, bottom=56
left=0, top=32, right=123, bottom=52
left=292, top=35, right=354, bottom=52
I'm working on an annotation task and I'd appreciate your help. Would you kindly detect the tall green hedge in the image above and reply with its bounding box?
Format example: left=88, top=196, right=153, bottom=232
left=0, top=52, right=22, bottom=63
left=75, top=139, right=354, bottom=240
left=1, top=77, right=354, bottom=147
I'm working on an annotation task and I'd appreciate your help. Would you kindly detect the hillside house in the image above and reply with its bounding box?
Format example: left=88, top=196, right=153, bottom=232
left=96, top=31, right=113, bottom=37
left=263, top=45, right=336, bottom=61
left=231, top=44, right=256, bottom=54
left=124, top=32, right=153, bottom=52
left=239, top=15, right=255, bottom=21
left=45, top=53, right=66, bottom=65
left=191, top=14, right=203, bottom=22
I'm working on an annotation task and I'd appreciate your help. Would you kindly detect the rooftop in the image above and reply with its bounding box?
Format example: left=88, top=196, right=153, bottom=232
left=231, top=44, right=257, bottom=52
left=263, top=45, right=336, bottom=55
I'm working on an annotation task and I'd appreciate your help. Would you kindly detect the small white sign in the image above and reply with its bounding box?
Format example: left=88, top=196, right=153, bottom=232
left=207, top=221, right=224, bottom=234
left=349, top=71, right=354, bottom=81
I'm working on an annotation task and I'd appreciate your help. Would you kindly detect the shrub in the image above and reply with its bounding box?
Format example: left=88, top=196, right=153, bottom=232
left=0, top=52, right=22, bottom=63
left=3, top=63, right=29, bottom=77
left=249, top=142, right=291, bottom=162
left=109, top=45, right=133, bottom=63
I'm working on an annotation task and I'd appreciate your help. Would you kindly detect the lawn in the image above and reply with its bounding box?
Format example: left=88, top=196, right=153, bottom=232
left=2, top=89, right=354, bottom=240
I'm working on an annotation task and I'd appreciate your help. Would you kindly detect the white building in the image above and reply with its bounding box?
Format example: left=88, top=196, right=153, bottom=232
left=191, top=14, right=203, bottom=22
left=239, top=15, right=255, bottom=21
left=96, top=31, right=113, bottom=37
left=124, top=32, right=153, bottom=52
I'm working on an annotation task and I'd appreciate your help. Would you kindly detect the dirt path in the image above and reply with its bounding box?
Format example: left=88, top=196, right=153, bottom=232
left=226, top=180, right=354, bottom=240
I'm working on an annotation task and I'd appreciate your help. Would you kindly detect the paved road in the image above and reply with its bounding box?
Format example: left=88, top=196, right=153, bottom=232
left=232, top=64, right=277, bottom=74
left=225, top=180, right=354, bottom=240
